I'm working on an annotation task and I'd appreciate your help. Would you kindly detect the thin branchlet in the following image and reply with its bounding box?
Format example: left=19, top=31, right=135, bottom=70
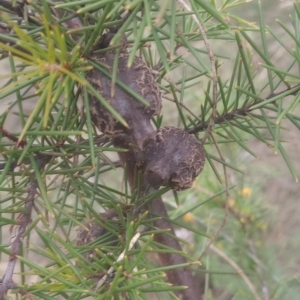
left=0, top=154, right=51, bottom=298
left=188, top=83, right=300, bottom=134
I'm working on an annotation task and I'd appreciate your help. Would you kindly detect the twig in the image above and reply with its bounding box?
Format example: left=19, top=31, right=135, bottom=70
left=0, top=134, right=115, bottom=171
left=0, top=127, right=26, bottom=147
left=95, top=232, right=141, bottom=290
left=0, top=154, right=51, bottom=298
left=210, top=244, right=263, bottom=300
left=177, top=0, right=218, bottom=143
left=188, top=83, right=300, bottom=134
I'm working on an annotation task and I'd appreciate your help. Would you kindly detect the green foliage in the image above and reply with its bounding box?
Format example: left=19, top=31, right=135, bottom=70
left=0, top=0, right=300, bottom=299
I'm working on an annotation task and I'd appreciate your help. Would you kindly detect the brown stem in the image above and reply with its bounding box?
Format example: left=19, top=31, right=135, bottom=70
left=113, top=135, right=203, bottom=300
left=149, top=196, right=203, bottom=299
left=0, top=126, right=26, bottom=147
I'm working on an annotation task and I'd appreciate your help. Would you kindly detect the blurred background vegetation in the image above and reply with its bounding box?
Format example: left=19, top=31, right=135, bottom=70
left=0, top=0, right=300, bottom=299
